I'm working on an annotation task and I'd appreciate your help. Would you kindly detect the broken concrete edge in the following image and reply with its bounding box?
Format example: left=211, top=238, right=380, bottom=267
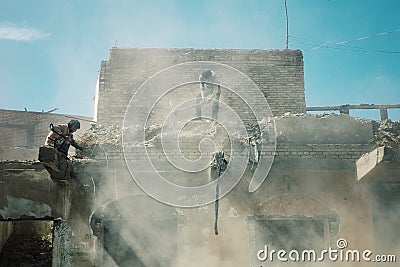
left=356, top=146, right=400, bottom=182
left=356, top=146, right=384, bottom=182
left=0, top=159, right=96, bottom=166
left=0, top=160, right=43, bottom=168
left=0, top=216, right=63, bottom=222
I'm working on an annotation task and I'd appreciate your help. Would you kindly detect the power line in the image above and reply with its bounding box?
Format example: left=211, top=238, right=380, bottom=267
left=289, top=29, right=400, bottom=54
left=331, top=28, right=400, bottom=46
left=308, top=29, right=400, bottom=51
left=290, top=39, right=400, bottom=54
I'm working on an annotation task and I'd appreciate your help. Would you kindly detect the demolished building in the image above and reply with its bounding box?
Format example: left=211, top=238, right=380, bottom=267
left=0, top=48, right=399, bottom=266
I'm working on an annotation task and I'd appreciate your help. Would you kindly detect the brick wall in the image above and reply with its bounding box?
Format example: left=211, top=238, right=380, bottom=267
left=96, top=48, right=305, bottom=126
left=0, top=109, right=92, bottom=150
left=273, top=143, right=373, bottom=161
left=90, top=142, right=373, bottom=163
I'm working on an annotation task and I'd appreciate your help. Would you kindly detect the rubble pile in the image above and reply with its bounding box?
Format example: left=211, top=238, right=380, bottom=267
left=76, top=123, right=166, bottom=149
left=372, top=120, right=400, bottom=160
left=77, top=124, right=122, bottom=148
left=178, top=120, right=217, bottom=138
left=74, top=124, right=122, bottom=158
left=0, top=234, right=52, bottom=266
left=143, top=124, right=163, bottom=147
left=143, top=120, right=227, bottom=149
left=73, top=119, right=272, bottom=160
left=281, top=112, right=307, bottom=117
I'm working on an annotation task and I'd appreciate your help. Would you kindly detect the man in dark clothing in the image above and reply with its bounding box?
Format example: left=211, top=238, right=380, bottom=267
left=45, top=119, right=82, bottom=155
left=196, top=70, right=221, bottom=120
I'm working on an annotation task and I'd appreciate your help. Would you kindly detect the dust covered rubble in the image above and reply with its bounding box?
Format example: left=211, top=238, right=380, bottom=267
left=74, top=124, right=123, bottom=158
left=372, top=119, right=400, bottom=161
left=74, top=121, right=261, bottom=159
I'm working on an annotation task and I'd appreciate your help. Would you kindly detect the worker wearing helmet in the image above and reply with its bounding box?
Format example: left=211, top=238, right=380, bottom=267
left=45, top=119, right=82, bottom=155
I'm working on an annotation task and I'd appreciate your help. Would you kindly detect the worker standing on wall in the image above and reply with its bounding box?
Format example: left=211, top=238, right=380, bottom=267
left=196, top=70, right=221, bottom=120
left=45, top=119, right=82, bottom=156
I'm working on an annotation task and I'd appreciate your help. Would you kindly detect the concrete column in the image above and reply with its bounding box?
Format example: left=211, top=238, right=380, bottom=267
left=379, top=108, right=388, bottom=120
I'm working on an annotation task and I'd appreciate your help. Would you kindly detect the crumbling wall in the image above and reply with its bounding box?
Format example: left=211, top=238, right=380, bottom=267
left=73, top=112, right=380, bottom=266
left=79, top=113, right=375, bottom=163
left=273, top=113, right=375, bottom=161
left=275, top=113, right=373, bottom=144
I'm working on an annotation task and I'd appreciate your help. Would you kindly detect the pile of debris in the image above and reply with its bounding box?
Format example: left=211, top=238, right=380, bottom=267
left=75, top=124, right=122, bottom=158
left=143, top=120, right=227, bottom=150
left=141, top=120, right=265, bottom=159
left=372, top=119, right=400, bottom=161
left=0, top=234, right=52, bottom=266
left=74, top=119, right=270, bottom=161
left=77, top=124, right=122, bottom=147
left=143, top=123, right=163, bottom=147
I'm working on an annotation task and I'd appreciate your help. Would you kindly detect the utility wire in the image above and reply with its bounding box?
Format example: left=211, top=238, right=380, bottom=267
left=291, top=39, right=400, bottom=54
left=308, top=29, right=400, bottom=50
left=290, top=28, right=400, bottom=53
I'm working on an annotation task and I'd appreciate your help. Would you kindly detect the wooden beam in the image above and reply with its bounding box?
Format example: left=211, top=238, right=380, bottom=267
left=306, top=104, right=400, bottom=111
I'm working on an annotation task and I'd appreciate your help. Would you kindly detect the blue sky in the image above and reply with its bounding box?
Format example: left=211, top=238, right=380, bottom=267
left=0, top=0, right=399, bottom=120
